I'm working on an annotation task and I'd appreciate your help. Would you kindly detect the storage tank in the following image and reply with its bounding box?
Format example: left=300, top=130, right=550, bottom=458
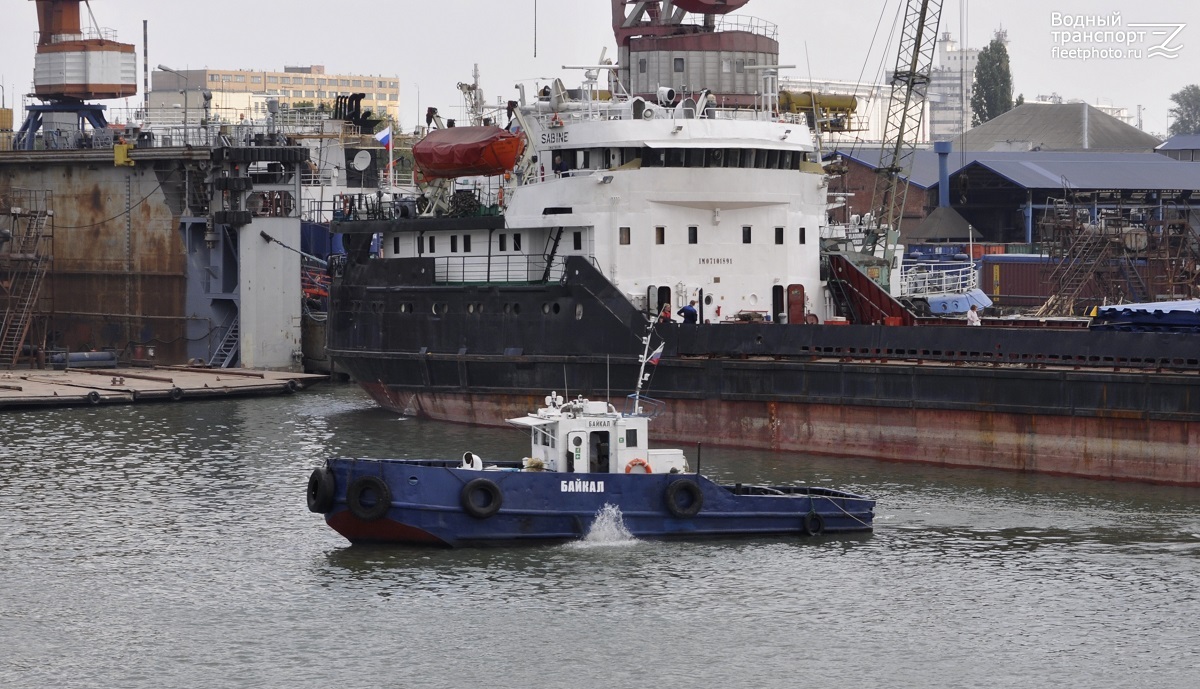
left=31, top=0, right=137, bottom=100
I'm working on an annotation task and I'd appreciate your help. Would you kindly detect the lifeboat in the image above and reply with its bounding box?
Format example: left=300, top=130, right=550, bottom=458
left=412, top=126, right=525, bottom=179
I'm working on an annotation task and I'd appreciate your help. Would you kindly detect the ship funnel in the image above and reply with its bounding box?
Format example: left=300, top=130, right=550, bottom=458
left=550, top=78, right=569, bottom=112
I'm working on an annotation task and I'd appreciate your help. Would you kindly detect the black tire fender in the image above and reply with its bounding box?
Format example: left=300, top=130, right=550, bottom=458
left=306, top=467, right=336, bottom=513
left=169, top=387, right=184, bottom=401
left=87, top=390, right=101, bottom=404
left=665, top=479, right=704, bottom=518
left=804, top=511, right=825, bottom=536
left=346, top=475, right=392, bottom=521
left=461, top=478, right=503, bottom=519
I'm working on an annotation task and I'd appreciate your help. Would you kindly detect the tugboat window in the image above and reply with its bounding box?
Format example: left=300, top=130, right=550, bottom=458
left=513, top=233, right=522, bottom=252
left=775, top=227, right=784, bottom=245
left=619, top=227, right=631, bottom=245
left=655, top=226, right=665, bottom=245
left=742, top=226, right=752, bottom=244
left=626, top=429, right=638, bottom=448
left=499, top=234, right=507, bottom=252
left=429, top=236, right=436, bottom=252
left=573, top=231, right=582, bottom=251
left=799, top=227, right=806, bottom=244
left=463, top=234, right=471, bottom=252
left=688, top=226, right=698, bottom=244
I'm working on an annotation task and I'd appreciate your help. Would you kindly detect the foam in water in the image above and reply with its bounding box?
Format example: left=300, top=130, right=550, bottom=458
left=576, top=503, right=636, bottom=546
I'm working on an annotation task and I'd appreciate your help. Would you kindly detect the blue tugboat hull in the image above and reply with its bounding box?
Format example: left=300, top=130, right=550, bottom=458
left=313, top=458, right=875, bottom=547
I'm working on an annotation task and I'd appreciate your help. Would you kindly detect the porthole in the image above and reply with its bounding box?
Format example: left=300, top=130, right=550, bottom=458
left=704, top=295, right=714, bottom=306
left=552, top=303, right=561, bottom=315
left=748, top=293, right=759, bottom=306
left=513, top=303, right=521, bottom=315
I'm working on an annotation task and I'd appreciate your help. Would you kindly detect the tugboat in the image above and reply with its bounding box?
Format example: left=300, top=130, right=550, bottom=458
left=307, top=328, right=875, bottom=547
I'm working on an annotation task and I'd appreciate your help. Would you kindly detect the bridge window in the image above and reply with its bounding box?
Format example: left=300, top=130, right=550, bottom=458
left=450, top=235, right=458, bottom=253
left=775, top=227, right=784, bottom=245
left=626, top=428, right=639, bottom=448
left=463, top=234, right=472, bottom=252
left=619, top=227, right=631, bottom=245
left=573, top=231, right=582, bottom=251
left=799, top=227, right=807, bottom=245
left=428, top=236, right=436, bottom=253
left=688, top=226, right=698, bottom=244
left=513, top=233, right=522, bottom=252
left=499, top=233, right=507, bottom=252
left=742, top=226, right=752, bottom=244
left=655, top=226, right=665, bottom=245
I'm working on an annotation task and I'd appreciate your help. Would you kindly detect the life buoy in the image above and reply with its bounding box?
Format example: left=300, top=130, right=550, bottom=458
left=665, top=479, right=703, bottom=518
left=307, top=467, right=336, bottom=513
left=347, top=475, right=392, bottom=521
left=803, top=511, right=825, bottom=536
left=625, top=458, right=652, bottom=474
left=461, top=478, right=503, bottom=519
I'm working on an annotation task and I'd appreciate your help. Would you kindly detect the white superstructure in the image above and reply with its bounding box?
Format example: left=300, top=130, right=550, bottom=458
left=382, top=80, right=833, bottom=324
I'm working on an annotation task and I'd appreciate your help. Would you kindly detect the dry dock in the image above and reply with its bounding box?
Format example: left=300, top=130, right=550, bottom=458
left=0, top=366, right=324, bottom=409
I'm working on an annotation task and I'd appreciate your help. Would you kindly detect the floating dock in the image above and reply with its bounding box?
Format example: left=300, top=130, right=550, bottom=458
left=0, top=366, right=324, bottom=409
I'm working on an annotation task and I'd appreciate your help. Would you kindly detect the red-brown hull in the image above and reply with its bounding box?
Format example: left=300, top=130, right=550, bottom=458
left=360, top=382, right=1200, bottom=487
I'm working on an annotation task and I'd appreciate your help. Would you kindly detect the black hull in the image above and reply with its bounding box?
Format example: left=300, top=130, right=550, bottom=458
left=329, top=256, right=1200, bottom=485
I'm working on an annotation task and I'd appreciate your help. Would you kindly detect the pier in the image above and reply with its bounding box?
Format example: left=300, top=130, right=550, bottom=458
left=0, top=366, right=324, bottom=409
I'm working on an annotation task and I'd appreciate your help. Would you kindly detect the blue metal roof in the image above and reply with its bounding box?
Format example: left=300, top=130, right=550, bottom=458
left=1157, top=135, right=1200, bottom=151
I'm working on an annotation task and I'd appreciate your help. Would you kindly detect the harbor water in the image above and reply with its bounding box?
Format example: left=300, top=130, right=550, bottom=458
left=3, top=384, right=1198, bottom=688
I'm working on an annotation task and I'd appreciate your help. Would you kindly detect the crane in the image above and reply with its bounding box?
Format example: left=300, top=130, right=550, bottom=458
left=859, top=0, right=943, bottom=291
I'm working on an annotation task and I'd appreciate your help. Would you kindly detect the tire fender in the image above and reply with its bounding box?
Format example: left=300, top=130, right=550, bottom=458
left=347, top=475, right=392, bottom=521
left=665, top=479, right=704, bottom=518
left=461, top=478, right=503, bottom=519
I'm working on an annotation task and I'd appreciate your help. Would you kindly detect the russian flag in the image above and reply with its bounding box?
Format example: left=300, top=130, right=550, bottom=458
left=375, top=126, right=393, bottom=168
left=647, top=342, right=664, bottom=366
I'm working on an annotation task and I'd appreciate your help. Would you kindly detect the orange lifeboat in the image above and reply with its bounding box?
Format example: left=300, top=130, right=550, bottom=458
left=412, top=126, right=525, bottom=179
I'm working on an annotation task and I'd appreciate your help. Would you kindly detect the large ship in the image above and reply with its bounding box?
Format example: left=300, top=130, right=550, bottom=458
left=326, top=0, right=1200, bottom=486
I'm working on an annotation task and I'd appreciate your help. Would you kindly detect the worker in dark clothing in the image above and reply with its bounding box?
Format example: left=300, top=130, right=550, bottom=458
left=677, top=300, right=698, bottom=324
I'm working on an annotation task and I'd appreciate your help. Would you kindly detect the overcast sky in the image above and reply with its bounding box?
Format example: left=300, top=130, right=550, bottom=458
left=2, top=1, right=1195, bottom=137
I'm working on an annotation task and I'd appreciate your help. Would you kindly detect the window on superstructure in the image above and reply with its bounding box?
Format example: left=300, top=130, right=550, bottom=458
left=722, top=59, right=732, bottom=74
left=775, top=227, right=784, bottom=245
left=799, top=227, right=806, bottom=245
left=573, top=232, right=582, bottom=251
left=638, top=59, right=647, bottom=74
left=735, top=59, right=745, bottom=73
left=393, top=236, right=400, bottom=255
left=742, top=226, right=752, bottom=244
left=627, top=429, right=639, bottom=448
left=513, top=233, right=522, bottom=252
left=451, top=235, right=458, bottom=253
left=619, top=227, right=631, bottom=245
left=499, top=234, right=507, bottom=252
left=655, top=226, right=665, bottom=245
left=428, top=236, right=436, bottom=253
left=463, top=235, right=471, bottom=252
left=674, top=58, right=685, bottom=73
left=688, top=226, right=697, bottom=244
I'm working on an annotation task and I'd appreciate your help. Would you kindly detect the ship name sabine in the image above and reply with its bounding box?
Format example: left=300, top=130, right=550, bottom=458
left=541, top=131, right=569, bottom=144
left=561, top=479, right=605, bottom=493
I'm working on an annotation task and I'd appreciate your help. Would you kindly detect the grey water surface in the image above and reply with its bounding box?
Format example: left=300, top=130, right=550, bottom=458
left=2, top=383, right=1198, bottom=688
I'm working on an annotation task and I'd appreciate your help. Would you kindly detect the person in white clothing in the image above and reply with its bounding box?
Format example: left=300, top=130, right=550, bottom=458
left=966, top=304, right=981, bottom=326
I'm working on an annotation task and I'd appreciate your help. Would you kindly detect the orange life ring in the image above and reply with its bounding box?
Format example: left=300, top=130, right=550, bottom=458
left=625, top=458, right=652, bottom=474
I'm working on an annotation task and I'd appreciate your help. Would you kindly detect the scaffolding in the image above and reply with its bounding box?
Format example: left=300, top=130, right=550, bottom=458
left=0, top=190, right=55, bottom=367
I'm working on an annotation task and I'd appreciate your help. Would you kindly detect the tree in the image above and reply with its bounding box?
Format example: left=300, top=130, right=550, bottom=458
left=1015, top=93, right=1025, bottom=107
left=1168, top=85, right=1200, bottom=136
left=970, top=37, right=1014, bottom=126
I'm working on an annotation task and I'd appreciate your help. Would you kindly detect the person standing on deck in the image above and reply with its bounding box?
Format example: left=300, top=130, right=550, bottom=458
left=678, top=301, right=698, bottom=324
left=966, top=304, right=981, bottom=326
